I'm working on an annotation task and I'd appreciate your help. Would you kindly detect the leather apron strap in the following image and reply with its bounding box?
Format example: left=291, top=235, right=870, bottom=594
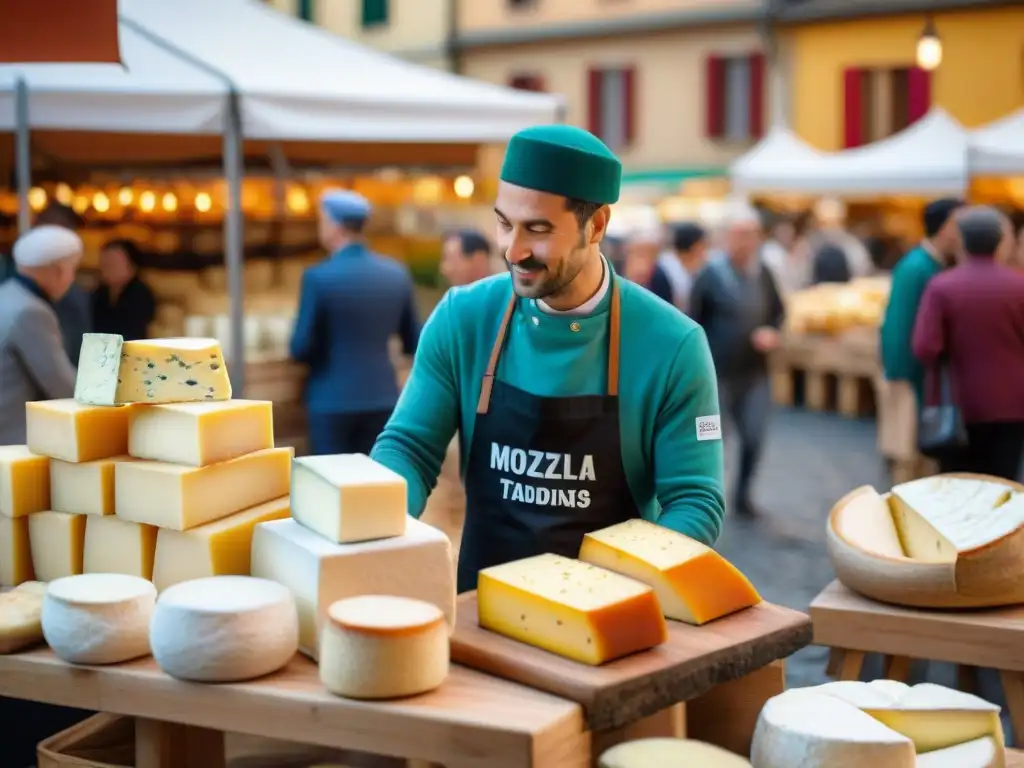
left=476, top=279, right=622, bottom=415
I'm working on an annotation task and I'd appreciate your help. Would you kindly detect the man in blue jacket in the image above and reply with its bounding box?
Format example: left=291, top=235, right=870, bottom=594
left=291, top=190, right=420, bottom=455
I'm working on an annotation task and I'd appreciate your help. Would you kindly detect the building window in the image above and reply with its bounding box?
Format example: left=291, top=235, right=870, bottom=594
left=705, top=53, right=765, bottom=141
left=297, top=0, right=314, bottom=22
left=509, top=74, right=546, bottom=92
left=843, top=66, right=930, bottom=147
left=362, top=0, right=389, bottom=28
left=587, top=67, right=636, bottom=150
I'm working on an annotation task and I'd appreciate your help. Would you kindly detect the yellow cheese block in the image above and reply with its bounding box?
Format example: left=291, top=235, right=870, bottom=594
left=0, top=515, right=34, bottom=586
left=152, top=496, right=291, bottom=591
left=26, top=400, right=131, bottom=463
left=49, top=456, right=129, bottom=516
left=28, top=511, right=86, bottom=581
left=0, top=581, right=47, bottom=654
left=477, top=554, right=668, bottom=665
left=128, top=400, right=275, bottom=467
left=599, top=738, right=752, bottom=767
left=0, top=445, right=50, bottom=518
left=291, top=454, right=406, bottom=543
left=75, top=334, right=232, bottom=406
left=579, top=519, right=761, bottom=625
left=115, top=447, right=292, bottom=531
left=83, top=515, right=158, bottom=580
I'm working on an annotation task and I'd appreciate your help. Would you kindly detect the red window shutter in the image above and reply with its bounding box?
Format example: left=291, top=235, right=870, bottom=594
left=705, top=55, right=725, bottom=138
left=907, top=67, right=931, bottom=124
left=623, top=66, right=637, bottom=145
left=843, top=67, right=864, bottom=148
left=588, top=68, right=604, bottom=137
left=748, top=52, right=766, bottom=139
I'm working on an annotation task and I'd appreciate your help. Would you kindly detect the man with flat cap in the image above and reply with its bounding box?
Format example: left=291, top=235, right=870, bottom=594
left=291, top=189, right=421, bottom=456
left=371, top=125, right=724, bottom=593
left=0, top=225, right=83, bottom=444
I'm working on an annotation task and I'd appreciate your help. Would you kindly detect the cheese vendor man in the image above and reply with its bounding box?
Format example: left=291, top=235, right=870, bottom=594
left=371, top=125, right=725, bottom=593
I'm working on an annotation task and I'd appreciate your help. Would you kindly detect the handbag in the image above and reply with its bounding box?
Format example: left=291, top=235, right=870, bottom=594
left=917, top=361, right=968, bottom=458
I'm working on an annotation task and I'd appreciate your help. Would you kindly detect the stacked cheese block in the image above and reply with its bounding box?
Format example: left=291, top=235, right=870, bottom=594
left=751, top=680, right=1005, bottom=767
left=250, top=452, right=456, bottom=699
left=476, top=519, right=762, bottom=665
left=786, top=277, right=892, bottom=335
left=827, top=474, right=1024, bottom=608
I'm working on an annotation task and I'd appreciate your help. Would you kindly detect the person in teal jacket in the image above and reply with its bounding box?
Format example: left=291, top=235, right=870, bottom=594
left=880, top=199, right=963, bottom=405
left=371, top=125, right=725, bottom=593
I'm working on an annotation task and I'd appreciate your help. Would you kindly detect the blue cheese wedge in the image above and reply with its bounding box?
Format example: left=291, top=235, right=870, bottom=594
left=75, top=334, right=232, bottom=406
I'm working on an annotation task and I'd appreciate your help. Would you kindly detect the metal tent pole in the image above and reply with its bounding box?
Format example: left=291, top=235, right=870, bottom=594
left=223, top=90, right=246, bottom=394
left=14, top=77, right=32, bottom=235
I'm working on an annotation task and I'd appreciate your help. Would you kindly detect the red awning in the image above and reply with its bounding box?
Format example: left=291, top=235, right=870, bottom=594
left=0, top=0, right=121, bottom=64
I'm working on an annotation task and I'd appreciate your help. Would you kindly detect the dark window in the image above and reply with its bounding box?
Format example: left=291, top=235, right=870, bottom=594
left=297, top=0, right=314, bottom=22
left=362, top=0, right=389, bottom=27
left=509, top=74, right=546, bottom=92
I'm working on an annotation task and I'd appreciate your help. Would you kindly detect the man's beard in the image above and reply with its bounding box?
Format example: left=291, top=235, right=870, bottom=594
left=506, top=247, right=585, bottom=300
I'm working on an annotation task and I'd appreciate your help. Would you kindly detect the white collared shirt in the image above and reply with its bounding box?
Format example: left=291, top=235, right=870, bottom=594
left=537, top=256, right=610, bottom=317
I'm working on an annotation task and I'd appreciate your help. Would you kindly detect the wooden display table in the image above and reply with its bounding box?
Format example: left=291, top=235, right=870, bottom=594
left=770, top=330, right=879, bottom=417
left=811, top=580, right=1024, bottom=743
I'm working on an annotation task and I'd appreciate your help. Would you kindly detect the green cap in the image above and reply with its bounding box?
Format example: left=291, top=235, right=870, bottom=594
left=499, top=125, right=622, bottom=205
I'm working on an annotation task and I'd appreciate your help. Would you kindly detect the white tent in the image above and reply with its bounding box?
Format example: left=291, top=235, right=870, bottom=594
left=969, top=109, right=1024, bottom=176
left=798, top=109, right=969, bottom=196
left=119, top=0, right=561, bottom=143
left=729, top=127, right=832, bottom=194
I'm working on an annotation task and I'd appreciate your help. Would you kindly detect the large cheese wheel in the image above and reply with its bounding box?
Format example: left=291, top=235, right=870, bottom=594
left=150, top=576, right=298, bottom=682
left=599, top=738, right=752, bottom=766
left=751, top=682, right=1004, bottom=768
left=826, top=474, right=1024, bottom=609
left=319, top=595, right=448, bottom=700
left=42, top=573, right=156, bottom=664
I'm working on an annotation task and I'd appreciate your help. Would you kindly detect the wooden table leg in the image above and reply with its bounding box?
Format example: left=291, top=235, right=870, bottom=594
left=884, top=655, right=913, bottom=682
left=826, top=648, right=843, bottom=678
left=135, top=718, right=225, bottom=768
left=589, top=702, right=686, bottom=765
left=1000, top=670, right=1024, bottom=746
left=837, top=650, right=866, bottom=681
left=958, top=665, right=980, bottom=694
left=686, top=661, right=785, bottom=756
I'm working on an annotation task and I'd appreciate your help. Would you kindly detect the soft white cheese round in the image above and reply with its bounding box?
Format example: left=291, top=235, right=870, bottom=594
left=319, top=595, right=449, bottom=700
left=42, top=573, right=156, bottom=665
left=600, top=738, right=753, bottom=767
left=150, top=575, right=298, bottom=682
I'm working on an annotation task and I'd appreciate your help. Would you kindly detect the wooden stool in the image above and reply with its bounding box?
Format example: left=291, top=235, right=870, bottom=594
left=811, top=581, right=1024, bottom=744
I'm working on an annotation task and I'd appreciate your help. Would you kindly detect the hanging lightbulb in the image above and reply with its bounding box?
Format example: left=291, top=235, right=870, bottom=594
left=139, top=191, right=156, bottom=213
left=453, top=175, right=475, bottom=199
left=92, top=192, right=111, bottom=213
left=117, top=187, right=134, bottom=206
left=161, top=192, right=178, bottom=213
left=194, top=192, right=213, bottom=213
left=54, top=183, right=73, bottom=205
left=71, top=194, right=91, bottom=214
left=916, top=16, right=942, bottom=71
left=27, top=187, right=47, bottom=211
left=286, top=186, right=310, bottom=214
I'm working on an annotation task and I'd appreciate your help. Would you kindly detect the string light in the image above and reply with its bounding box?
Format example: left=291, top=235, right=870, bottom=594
left=92, top=192, right=111, bottom=213
left=139, top=191, right=156, bottom=213
left=453, top=175, right=475, bottom=199
left=194, top=192, right=213, bottom=213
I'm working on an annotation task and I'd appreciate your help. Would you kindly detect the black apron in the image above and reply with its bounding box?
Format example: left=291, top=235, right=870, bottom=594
left=457, top=280, right=639, bottom=593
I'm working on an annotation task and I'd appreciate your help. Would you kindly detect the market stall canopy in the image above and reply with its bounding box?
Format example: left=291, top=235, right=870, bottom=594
left=729, top=127, right=832, bottom=193
left=969, top=109, right=1024, bottom=176
left=794, top=109, right=969, bottom=196
left=0, top=0, right=120, bottom=64
left=118, top=0, right=562, bottom=145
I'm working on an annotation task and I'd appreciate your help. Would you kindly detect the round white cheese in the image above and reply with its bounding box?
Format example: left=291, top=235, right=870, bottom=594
left=319, top=595, right=449, bottom=700
left=600, top=738, right=752, bottom=766
left=150, top=576, right=298, bottom=682
left=42, top=573, right=156, bottom=665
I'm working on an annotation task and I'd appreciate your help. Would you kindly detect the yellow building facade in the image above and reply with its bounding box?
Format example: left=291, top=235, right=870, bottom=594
left=456, top=0, right=768, bottom=189
left=266, top=0, right=453, bottom=69
left=784, top=6, right=1024, bottom=151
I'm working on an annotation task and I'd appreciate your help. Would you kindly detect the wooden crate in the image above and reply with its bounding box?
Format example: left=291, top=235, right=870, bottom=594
left=770, top=331, right=880, bottom=418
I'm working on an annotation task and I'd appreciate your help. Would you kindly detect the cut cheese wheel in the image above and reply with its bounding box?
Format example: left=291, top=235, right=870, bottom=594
left=152, top=496, right=290, bottom=591
left=291, top=454, right=406, bottom=544
left=115, top=447, right=292, bottom=530
left=26, top=400, right=131, bottom=463
left=50, top=456, right=128, bottom=515
left=42, top=573, right=156, bottom=664
left=579, top=518, right=760, bottom=624
left=0, top=581, right=47, bottom=654
left=816, top=680, right=901, bottom=708
left=916, top=737, right=1000, bottom=767
left=752, top=689, right=916, bottom=767
left=0, top=515, right=33, bottom=586
left=827, top=478, right=1024, bottom=609
left=75, top=334, right=232, bottom=406
left=599, top=738, right=752, bottom=766
left=0, top=445, right=50, bottom=517
left=250, top=517, right=454, bottom=660
left=83, top=515, right=157, bottom=580
left=870, top=680, right=912, bottom=701
left=150, top=576, right=298, bottom=682
left=477, top=554, right=667, bottom=665
left=127, top=400, right=274, bottom=467
left=28, top=511, right=86, bottom=581
left=319, top=595, right=448, bottom=700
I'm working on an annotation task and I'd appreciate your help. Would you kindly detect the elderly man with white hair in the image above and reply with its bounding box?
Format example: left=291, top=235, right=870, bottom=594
left=689, top=203, right=785, bottom=516
left=0, top=225, right=82, bottom=443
